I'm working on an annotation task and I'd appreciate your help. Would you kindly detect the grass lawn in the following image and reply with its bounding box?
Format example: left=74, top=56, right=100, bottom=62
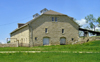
left=0, top=52, right=100, bottom=62
left=0, top=40, right=100, bottom=62
left=0, top=40, right=100, bottom=52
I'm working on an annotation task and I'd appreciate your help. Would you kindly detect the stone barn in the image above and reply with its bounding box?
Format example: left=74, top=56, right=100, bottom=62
left=10, top=8, right=81, bottom=47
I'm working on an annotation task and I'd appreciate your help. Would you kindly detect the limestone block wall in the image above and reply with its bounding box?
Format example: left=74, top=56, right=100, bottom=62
left=0, top=42, right=18, bottom=47
left=76, top=36, right=100, bottom=44
left=95, top=37, right=100, bottom=40
left=18, top=43, right=29, bottom=47
left=30, top=15, right=79, bottom=46
left=10, top=26, right=29, bottom=45
left=89, top=36, right=100, bottom=41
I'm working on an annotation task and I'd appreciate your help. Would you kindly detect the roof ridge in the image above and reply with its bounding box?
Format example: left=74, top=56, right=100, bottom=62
left=43, top=10, right=66, bottom=15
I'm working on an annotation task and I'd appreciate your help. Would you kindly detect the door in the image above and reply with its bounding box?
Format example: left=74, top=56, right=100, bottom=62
left=60, top=37, right=66, bottom=45
left=43, top=37, right=49, bottom=45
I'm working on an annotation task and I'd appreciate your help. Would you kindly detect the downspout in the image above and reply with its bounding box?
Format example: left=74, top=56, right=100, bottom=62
left=28, top=24, right=33, bottom=47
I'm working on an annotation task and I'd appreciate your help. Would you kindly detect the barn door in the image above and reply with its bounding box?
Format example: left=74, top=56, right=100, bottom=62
left=43, top=37, right=49, bottom=45
left=60, top=37, right=66, bottom=45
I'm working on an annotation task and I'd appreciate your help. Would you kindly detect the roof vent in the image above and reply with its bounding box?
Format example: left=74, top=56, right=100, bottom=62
left=33, top=13, right=40, bottom=19
left=69, top=16, right=74, bottom=20
left=18, top=23, right=25, bottom=28
left=40, top=8, right=48, bottom=15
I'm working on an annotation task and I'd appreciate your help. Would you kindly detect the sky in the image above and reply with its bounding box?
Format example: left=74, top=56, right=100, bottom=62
left=0, top=0, right=100, bottom=43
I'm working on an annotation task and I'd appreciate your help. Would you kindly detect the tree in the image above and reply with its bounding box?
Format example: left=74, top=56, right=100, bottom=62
left=7, top=41, right=10, bottom=43
left=97, top=17, right=100, bottom=27
left=85, top=14, right=96, bottom=31
left=95, top=29, right=100, bottom=32
left=84, top=26, right=90, bottom=29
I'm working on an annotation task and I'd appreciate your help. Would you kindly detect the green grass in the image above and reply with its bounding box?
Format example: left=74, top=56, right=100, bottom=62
left=0, top=40, right=100, bottom=52
left=0, top=40, right=100, bottom=62
left=0, top=52, right=100, bottom=62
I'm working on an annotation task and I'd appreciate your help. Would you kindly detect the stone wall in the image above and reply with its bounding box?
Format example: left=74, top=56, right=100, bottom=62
left=0, top=42, right=30, bottom=47
left=18, top=43, right=29, bottom=47
left=74, top=36, right=100, bottom=45
left=30, top=15, right=79, bottom=46
left=78, top=37, right=89, bottom=44
left=0, top=42, right=18, bottom=47
left=10, top=26, right=29, bottom=44
left=89, top=36, right=100, bottom=41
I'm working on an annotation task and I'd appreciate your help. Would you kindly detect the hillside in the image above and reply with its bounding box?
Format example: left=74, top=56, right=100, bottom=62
left=0, top=40, right=100, bottom=52
left=0, top=40, right=100, bottom=62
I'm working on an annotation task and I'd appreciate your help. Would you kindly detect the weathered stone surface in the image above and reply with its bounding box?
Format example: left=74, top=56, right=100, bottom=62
left=10, top=26, right=29, bottom=46
left=0, top=43, right=18, bottom=47
left=10, top=13, right=79, bottom=47
left=31, top=15, right=79, bottom=46
left=18, top=43, right=29, bottom=47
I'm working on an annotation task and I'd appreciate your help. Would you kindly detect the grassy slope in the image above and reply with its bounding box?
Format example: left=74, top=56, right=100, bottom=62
left=0, top=40, right=100, bottom=52
left=0, top=40, right=100, bottom=62
left=0, top=52, right=100, bottom=62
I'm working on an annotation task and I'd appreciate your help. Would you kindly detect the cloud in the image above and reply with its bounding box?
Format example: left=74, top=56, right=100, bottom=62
left=95, top=27, right=100, bottom=31
left=76, top=19, right=87, bottom=25
left=0, top=40, right=6, bottom=44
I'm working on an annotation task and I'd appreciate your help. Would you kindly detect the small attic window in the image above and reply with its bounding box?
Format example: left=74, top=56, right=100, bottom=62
left=52, top=17, right=54, bottom=21
left=55, top=17, right=57, bottom=22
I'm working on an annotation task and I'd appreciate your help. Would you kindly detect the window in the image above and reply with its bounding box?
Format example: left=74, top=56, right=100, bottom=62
left=62, top=29, right=64, bottom=33
left=55, top=17, right=57, bottom=22
left=45, top=28, right=48, bottom=33
left=52, top=17, right=57, bottom=22
left=35, top=37, right=37, bottom=41
left=52, top=17, right=54, bottom=21
left=72, top=38, right=74, bottom=41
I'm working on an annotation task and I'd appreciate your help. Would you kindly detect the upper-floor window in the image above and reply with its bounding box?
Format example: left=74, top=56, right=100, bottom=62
left=52, top=17, right=57, bottom=22
left=55, top=17, right=57, bottom=22
left=52, top=17, right=54, bottom=21
left=62, top=29, right=64, bottom=33
left=45, top=28, right=48, bottom=33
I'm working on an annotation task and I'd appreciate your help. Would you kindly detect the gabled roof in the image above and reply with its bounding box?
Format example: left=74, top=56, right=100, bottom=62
left=43, top=10, right=66, bottom=15
left=10, top=16, right=41, bottom=34
left=10, top=10, right=79, bottom=34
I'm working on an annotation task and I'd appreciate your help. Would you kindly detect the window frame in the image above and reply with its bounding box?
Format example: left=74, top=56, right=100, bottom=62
left=52, top=17, right=54, bottom=21
left=55, top=17, right=57, bottom=22
left=45, top=28, right=48, bottom=33
left=35, top=37, right=37, bottom=41
left=72, top=38, right=74, bottom=41
left=62, top=29, right=64, bottom=33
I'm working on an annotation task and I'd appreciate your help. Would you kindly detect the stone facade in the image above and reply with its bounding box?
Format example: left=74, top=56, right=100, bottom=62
left=11, top=26, right=29, bottom=47
left=0, top=42, right=18, bottom=47
left=30, top=15, right=79, bottom=46
left=10, top=10, right=79, bottom=47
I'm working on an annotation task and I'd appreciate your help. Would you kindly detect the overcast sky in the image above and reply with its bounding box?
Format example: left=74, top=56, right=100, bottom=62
left=0, top=0, right=100, bottom=43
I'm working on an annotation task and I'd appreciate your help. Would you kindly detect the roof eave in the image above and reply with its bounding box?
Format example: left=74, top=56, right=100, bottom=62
left=10, top=15, right=43, bottom=34
left=10, top=24, right=28, bottom=34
